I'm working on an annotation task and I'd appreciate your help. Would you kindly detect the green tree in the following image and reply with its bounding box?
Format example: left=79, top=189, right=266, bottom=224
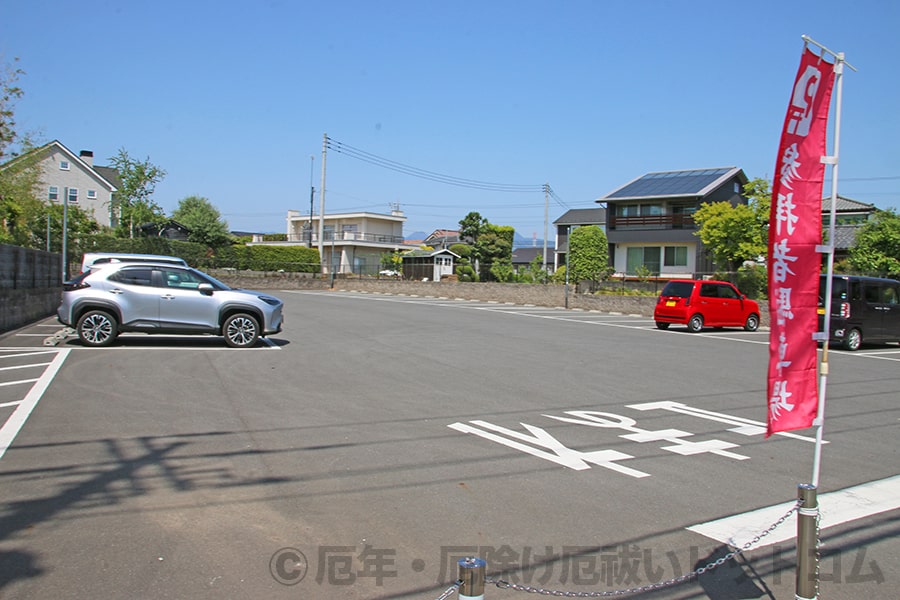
left=743, top=177, right=772, bottom=228
left=1, top=57, right=25, bottom=160
left=458, top=211, right=487, bottom=244
left=172, top=195, right=232, bottom=247
left=450, top=243, right=478, bottom=281
left=517, top=254, right=548, bottom=283
left=693, top=178, right=771, bottom=273
left=0, top=153, right=42, bottom=245
left=848, top=209, right=900, bottom=277
left=380, top=250, right=403, bottom=273
left=568, top=225, right=610, bottom=284
left=475, top=224, right=513, bottom=282
left=29, top=203, right=101, bottom=262
left=0, top=57, right=43, bottom=245
left=108, top=148, right=167, bottom=238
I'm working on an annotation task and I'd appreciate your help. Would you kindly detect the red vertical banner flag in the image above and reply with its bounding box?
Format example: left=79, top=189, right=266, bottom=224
left=766, top=48, right=836, bottom=437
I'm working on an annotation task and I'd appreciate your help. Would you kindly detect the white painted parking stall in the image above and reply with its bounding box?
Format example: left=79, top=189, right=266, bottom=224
left=0, top=347, right=71, bottom=460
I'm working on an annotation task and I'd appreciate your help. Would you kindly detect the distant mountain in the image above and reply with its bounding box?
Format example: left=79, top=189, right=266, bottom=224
left=514, top=232, right=552, bottom=248
left=405, top=231, right=428, bottom=241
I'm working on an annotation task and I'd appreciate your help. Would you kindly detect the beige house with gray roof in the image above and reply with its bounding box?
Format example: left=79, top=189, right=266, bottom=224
left=4, top=140, right=121, bottom=228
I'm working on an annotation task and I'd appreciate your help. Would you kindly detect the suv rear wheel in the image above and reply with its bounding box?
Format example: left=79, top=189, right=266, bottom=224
left=77, top=310, right=118, bottom=347
left=843, top=328, right=862, bottom=351
left=687, top=314, right=704, bottom=333
left=223, top=313, right=260, bottom=348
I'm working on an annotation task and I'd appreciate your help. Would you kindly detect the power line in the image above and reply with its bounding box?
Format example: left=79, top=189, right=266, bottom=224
left=326, top=136, right=545, bottom=193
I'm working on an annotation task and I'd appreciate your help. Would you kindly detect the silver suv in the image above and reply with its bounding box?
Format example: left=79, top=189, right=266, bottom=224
left=57, top=263, right=283, bottom=348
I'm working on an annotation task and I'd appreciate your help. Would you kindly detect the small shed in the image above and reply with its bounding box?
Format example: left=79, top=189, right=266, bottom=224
left=401, top=248, right=459, bottom=281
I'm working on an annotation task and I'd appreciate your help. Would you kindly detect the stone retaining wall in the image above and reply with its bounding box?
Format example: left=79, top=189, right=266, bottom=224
left=211, top=271, right=770, bottom=327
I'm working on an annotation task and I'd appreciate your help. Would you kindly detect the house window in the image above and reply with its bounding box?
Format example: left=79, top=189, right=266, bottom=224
left=625, top=246, right=661, bottom=275
left=48, top=186, right=59, bottom=202
left=616, top=203, right=663, bottom=218
left=60, top=160, right=70, bottom=170
left=68, top=188, right=79, bottom=204
left=664, top=246, right=688, bottom=267
left=87, top=189, right=97, bottom=199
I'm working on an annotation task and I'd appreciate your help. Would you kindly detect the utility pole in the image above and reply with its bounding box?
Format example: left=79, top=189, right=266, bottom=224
left=542, top=183, right=549, bottom=273
left=62, top=187, right=69, bottom=281
left=308, top=155, right=315, bottom=247
left=565, top=225, right=571, bottom=309
left=319, top=134, right=327, bottom=274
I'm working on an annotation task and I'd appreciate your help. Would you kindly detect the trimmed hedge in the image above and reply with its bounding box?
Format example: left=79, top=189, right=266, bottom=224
left=78, top=235, right=321, bottom=273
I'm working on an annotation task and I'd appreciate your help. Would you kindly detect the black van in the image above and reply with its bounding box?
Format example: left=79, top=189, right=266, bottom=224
left=818, top=275, right=900, bottom=350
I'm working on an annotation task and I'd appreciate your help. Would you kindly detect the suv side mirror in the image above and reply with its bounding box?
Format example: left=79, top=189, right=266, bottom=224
left=198, top=283, right=214, bottom=296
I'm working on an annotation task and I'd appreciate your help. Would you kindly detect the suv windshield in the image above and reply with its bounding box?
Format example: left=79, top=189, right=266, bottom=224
left=661, top=281, right=694, bottom=298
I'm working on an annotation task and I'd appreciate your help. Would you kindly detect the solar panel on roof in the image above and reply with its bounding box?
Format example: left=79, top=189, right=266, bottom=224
left=607, top=168, right=732, bottom=199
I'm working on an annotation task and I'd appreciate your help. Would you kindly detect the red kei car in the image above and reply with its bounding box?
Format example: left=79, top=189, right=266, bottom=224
left=654, top=280, right=761, bottom=332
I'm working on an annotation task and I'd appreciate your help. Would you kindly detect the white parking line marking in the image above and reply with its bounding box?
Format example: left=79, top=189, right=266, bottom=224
left=0, top=378, right=40, bottom=387
left=628, top=401, right=821, bottom=444
left=0, top=350, right=59, bottom=359
left=0, top=362, right=53, bottom=372
left=687, top=474, right=900, bottom=548
left=0, top=348, right=71, bottom=460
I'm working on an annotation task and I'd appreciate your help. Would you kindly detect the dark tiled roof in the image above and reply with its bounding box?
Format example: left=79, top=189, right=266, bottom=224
left=94, top=165, right=122, bottom=189
left=602, top=167, right=744, bottom=200
left=831, top=225, right=860, bottom=250
left=402, top=248, right=459, bottom=258
left=512, top=247, right=554, bottom=264
left=554, top=207, right=607, bottom=225
left=821, top=195, right=876, bottom=213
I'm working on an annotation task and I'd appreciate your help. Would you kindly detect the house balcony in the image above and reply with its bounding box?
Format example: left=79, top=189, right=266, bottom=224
left=256, top=231, right=408, bottom=245
left=608, top=214, right=695, bottom=230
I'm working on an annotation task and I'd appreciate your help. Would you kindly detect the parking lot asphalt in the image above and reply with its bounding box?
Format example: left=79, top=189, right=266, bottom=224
left=1, top=290, right=898, bottom=599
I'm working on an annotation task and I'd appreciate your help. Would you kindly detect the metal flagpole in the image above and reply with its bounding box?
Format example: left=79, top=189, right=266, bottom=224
left=803, top=34, right=856, bottom=489
left=319, top=134, right=327, bottom=275
left=796, top=36, right=855, bottom=600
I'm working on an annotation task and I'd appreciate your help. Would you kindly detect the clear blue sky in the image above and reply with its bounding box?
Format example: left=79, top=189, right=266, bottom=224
left=3, top=0, right=898, bottom=241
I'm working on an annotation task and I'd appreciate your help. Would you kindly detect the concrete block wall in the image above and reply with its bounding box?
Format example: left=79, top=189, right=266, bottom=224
left=0, top=245, right=63, bottom=334
left=211, top=272, right=770, bottom=327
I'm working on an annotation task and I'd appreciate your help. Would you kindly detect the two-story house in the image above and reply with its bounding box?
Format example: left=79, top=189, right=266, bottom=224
left=552, top=207, right=607, bottom=272
left=822, top=196, right=877, bottom=263
left=598, top=167, right=749, bottom=277
left=281, top=209, right=414, bottom=274
left=1, top=140, right=121, bottom=228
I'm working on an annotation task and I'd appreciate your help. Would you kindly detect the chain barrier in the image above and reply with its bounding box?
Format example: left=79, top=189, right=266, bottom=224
left=433, top=579, right=461, bottom=600
left=482, top=500, right=801, bottom=597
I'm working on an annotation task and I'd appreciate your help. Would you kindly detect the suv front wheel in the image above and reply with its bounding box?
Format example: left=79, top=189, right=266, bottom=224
left=77, top=310, right=118, bottom=347
left=744, top=314, right=760, bottom=332
left=223, top=313, right=260, bottom=348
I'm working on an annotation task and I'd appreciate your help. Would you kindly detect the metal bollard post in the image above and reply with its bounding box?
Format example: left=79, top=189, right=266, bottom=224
left=796, top=484, right=818, bottom=600
left=458, top=557, right=486, bottom=599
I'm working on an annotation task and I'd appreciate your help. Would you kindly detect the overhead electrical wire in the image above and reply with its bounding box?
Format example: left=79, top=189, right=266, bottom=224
left=326, top=136, right=545, bottom=193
